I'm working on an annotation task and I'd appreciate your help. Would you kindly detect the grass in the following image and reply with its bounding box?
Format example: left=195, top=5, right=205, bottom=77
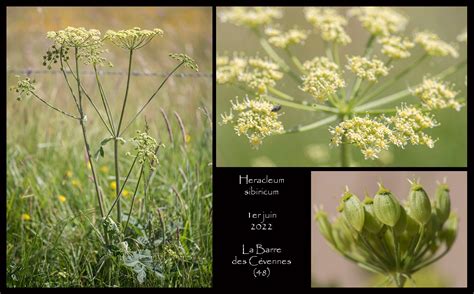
left=7, top=7, right=212, bottom=287
left=7, top=91, right=212, bottom=287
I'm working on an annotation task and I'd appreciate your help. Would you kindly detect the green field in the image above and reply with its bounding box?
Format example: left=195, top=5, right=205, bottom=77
left=7, top=7, right=212, bottom=287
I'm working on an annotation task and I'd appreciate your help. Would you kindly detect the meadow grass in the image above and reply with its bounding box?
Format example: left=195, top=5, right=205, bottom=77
left=6, top=76, right=212, bottom=287
left=7, top=8, right=212, bottom=287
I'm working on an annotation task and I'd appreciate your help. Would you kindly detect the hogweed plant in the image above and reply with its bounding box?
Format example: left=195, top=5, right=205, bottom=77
left=217, top=7, right=467, bottom=166
left=315, top=179, right=458, bottom=287
left=10, top=26, right=198, bottom=283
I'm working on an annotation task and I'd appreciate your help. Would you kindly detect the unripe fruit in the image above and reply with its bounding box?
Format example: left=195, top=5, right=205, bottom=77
left=435, top=183, right=451, bottom=225
left=362, top=196, right=384, bottom=234
left=315, top=211, right=335, bottom=246
left=441, top=213, right=458, bottom=249
left=374, top=184, right=401, bottom=227
left=342, top=192, right=365, bottom=232
left=405, top=207, right=420, bottom=236
left=408, top=183, right=432, bottom=225
left=393, top=205, right=407, bottom=235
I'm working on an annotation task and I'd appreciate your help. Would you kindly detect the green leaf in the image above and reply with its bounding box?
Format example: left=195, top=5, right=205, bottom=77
left=94, top=146, right=104, bottom=161
left=100, top=137, right=114, bottom=146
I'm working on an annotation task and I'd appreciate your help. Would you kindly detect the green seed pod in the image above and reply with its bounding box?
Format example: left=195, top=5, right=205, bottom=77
left=440, top=213, right=458, bottom=249
left=342, top=192, right=365, bottom=232
left=405, top=207, right=420, bottom=236
left=393, top=205, right=407, bottom=235
left=408, top=183, right=432, bottom=225
left=362, top=196, right=384, bottom=234
left=373, top=184, right=401, bottom=227
left=435, top=183, right=451, bottom=225
left=315, top=210, right=335, bottom=246
left=333, top=228, right=351, bottom=252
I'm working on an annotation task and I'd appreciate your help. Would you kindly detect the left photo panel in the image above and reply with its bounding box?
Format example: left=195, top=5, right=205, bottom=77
left=6, top=7, right=212, bottom=287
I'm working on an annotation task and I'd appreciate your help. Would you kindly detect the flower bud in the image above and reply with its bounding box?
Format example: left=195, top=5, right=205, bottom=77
left=342, top=191, right=365, bottom=232
left=435, top=183, right=451, bottom=225
left=373, top=184, right=401, bottom=227
left=362, top=196, right=384, bottom=234
left=408, top=182, right=432, bottom=225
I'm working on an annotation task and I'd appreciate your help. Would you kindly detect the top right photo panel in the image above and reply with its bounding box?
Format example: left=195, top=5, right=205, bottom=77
left=216, top=7, right=467, bottom=167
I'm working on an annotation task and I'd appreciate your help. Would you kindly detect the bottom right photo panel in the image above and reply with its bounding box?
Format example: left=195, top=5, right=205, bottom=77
left=311, top=171, right=467, bottom=287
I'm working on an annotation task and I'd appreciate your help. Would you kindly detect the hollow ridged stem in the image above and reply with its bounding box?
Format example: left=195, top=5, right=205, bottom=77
left=73, top=48, right=105, bottom=219
left=115, top=49, right=134, bottom=223
left=339, top=114, right=351, bottom=167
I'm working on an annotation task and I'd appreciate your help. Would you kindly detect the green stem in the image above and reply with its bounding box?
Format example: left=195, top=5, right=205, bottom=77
left=285, top=47, right=305, bottom=73
left=29, top=92, right=80, bottom=120
left=116, top=49, right=134, bottom=134
left=120, top=61, right=184, bottom=136
left=264, top=95, right=338, bottom=114
left=77, top=83, right=114, bottom=136
left=106, top=156, right=138, bottom=219
left=354, top=108, right=397, bottom=115
left=333, top=43, right=340, bottom=68
left=390, top=227, right=400, bottom=271
left=339, top=114, right=351, bottom=167
left=349, top=78, right=363, bottom=101
left=325, top=42, right=334, bottom=62
left=253, top=29, right=301, bottom=83
left=73, top=48, right=105, bottom=219
left=268, top=86, right=294, bottom=101
left=124, top=165, right=144, bottom=233
left=115, top=49, right=134, bottom=223
left=114, top=139, right=121, bottom=223
left=364, top=35, right=376, bottom=57
left=354, top=89, right=410, bottom=112
left=284, top=115, right=338, bottom=134
left=94, top=65, right=116, bottom=134
left=357, top=54, right=428, bottom=105
left=59, top=57, right=80, bottom=111
left=411, top=247, right=451, bottom=272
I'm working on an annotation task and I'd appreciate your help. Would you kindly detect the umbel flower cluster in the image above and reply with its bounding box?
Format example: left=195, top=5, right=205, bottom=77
left=220, top=96, right=284, bottom=148
left=130, top=131, right=160, bottom=169
left=315, top=180, right=458, bottom=287
left=217, top=7, right=466, bottom=164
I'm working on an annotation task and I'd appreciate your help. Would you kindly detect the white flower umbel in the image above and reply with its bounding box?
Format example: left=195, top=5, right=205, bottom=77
left=414, top=31, right=459, bottom=58
left=220, top=96, right=284, bottom=149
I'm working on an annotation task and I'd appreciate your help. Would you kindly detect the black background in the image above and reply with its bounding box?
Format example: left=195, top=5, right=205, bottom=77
left=213, top=168, right=311, bottom=288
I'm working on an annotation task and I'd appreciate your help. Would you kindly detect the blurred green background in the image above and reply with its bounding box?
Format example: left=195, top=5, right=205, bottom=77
left=217, top=7, right=467, bottom=167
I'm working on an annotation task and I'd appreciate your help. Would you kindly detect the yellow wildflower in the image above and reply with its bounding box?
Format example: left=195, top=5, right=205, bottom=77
left=66, top=170, right=73, bottom=178
left=21, top=213, right=31, bottom=221
left=122, top=189, right=130, bottom=197
left=110, top=181, right=117, bottom=190
left=58, top=195, right=67, bottom=203
left=100, top=165, right=109, bottom=173
left=71, top=179, right=80, bottom=188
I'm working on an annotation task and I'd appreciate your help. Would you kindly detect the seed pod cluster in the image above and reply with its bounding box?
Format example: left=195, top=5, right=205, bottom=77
left=315, top=179, right=458, bottom=286
left=42, top=45, right=70, bottom=70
